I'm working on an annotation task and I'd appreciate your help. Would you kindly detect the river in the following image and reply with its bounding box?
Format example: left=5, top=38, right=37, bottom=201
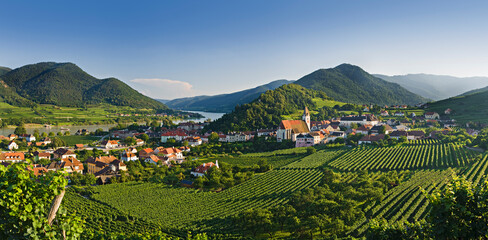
left=0, top=111, right=225, bottom=136
left=175, top=110, right=225, bottom=123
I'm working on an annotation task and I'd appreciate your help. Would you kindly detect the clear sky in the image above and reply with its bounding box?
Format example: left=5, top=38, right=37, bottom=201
left=2, top=0, right=488, bottom=99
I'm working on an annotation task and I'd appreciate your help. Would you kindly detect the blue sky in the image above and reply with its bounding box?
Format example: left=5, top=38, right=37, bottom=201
left=2, top=0, right=488, bottom=99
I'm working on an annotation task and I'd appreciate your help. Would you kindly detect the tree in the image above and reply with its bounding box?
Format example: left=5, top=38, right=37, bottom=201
left=272, top=205, right=296, bottom=231
left=306, top=146, right=316, bottom=155
left=57, top=132, right=63, bottom=136
left=42, top=132, right=48, bottom=138
left=124, top=137, right=136, bottom=146
left=14, top=124, right=26, bottom=135
left=239, top=208, right=274, bottom=237
left=150, top=120, right=159, bottom=128
left=140, top=133, right=149, bottom=142
left=208, top=132, right=219, bottom=143
left=49, top=132, right=55, bottom=137
left=51, top=137, right=66, bottom=148
left=64, top=131, right=71, bottom=136
left=0, top=163, right=84, bottom=239
left=33, top=130, right=40, bottom=140
left=193, top=177, right=205, bottom=189
left=83, top=174, right=97, bottom=186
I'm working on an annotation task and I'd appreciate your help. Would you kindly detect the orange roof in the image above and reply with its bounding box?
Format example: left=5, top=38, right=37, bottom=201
left=141, top=148, right=153, bottom=154
left=193, top=162, right=218, bottom=174
left=279, top=120, right=309, bottom=133
left=160, top=147, right=182, bottom=155
left=95, top=155, right=118, bottom=164
left=0, top=152, right=25, bottom=161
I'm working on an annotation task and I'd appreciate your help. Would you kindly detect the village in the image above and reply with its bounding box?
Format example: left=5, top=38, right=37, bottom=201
left=0, top=104, right=477, bottom=188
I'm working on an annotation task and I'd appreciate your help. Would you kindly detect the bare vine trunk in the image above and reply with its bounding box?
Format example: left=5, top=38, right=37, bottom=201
left=47, top=189, right=66, bottom=239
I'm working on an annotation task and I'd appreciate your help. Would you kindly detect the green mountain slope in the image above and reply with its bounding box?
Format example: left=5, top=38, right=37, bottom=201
left=0, top=80, right=36, bottom=107
left=457, top=85, right=488, bottom=97
left=295, top=64, right=429, bottom=105
left=166, top=79, right=294, bottom=113
left=375, top=74, right=488, bottom=100
left=0, top=66, right=11, bottom=76
left=205, top=83, right=331, bottom=132
left=0, top=62, right=167, bottom=109
left=426, top=88, right=488, bottom=124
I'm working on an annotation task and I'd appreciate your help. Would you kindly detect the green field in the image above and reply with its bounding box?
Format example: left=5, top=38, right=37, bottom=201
left=0, top=102, right=158, bottom=125
left=58, top=135, right=100, bottom=146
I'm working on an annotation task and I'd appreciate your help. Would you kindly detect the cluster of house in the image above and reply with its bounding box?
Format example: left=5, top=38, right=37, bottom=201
left=0, top=142, right=190, bottom=184
left=276, top=107, right=457, bottom=147
left=138, top=145, right=188, bottom=165
left=159, top=122, right=262, bottom=145
left=0, top=134, right=54, bottom=150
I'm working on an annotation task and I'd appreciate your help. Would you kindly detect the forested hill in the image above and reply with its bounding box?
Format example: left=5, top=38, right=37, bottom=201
left=166, top=79, right=294, bottom=113
left=205, top=84, right=331, bottom=132
left=0, top=66, right=11, bottom=76
left=0, top=62, right=168, bottom=109
left=295, top=64, right=429, bottom=106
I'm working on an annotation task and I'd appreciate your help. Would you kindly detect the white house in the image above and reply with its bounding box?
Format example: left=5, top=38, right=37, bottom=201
left=425, top=112, right=440, bottom=120
left=327, top=131, right=345, bottom=142
left=121, top=152, right=139, bottom=161
left=135, top=139, right=145, bottom=146
left=191, top=161, right=219, bottom=177
left=339, top=115, right=379, bottom=127
left=185, top=136, right=202, bottom=146
left=8, top=141, right=18, bottom=150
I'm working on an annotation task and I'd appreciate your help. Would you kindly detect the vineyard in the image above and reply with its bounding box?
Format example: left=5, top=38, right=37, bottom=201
left=62, top=188, right=180, bottom=236
left=282, top=149, right=346, bottom=169
left=64, top=140, right=488, bottom=238
left=328, top=142, right=480, bottom=171
left=351, top=169, right=455, bottom=235
left=88, top=169, right=323, bottom=233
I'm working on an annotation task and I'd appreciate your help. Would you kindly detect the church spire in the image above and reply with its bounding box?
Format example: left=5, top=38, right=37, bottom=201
left=302, top=106, right=310, bottom=131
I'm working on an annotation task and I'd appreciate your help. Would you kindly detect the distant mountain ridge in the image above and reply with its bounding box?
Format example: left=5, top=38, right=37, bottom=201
left=375, top=74, right=488, bottom=100
left=0, top=62, right=167, bottom=109
left=457, top=85, right=488, bottom=97
left=166, top=79, right=294, bottom=113
left=294, top=64, right=428, bottom=105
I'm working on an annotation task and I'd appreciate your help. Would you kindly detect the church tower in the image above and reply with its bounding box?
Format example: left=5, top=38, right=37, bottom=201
left=302, top=106, right=310, bottom=131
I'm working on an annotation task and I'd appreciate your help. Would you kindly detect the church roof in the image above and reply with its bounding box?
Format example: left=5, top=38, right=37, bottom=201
left=279, top=120, right=309, bottom=133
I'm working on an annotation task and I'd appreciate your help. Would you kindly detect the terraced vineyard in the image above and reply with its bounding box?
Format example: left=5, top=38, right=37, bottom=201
left=462, top=154, right=488, bottom=185
left=62, top=189, right=182, bottom=236
left=88, top=169, right=323, bottom=232
left=328, top=142, right=479, bottom=171
left=283, top=149, right=346, bottom=169
left=351, top=169, right=455, bottom=235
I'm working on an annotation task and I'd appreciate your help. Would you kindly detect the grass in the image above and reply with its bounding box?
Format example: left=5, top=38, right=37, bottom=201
left=58, top=135, right=100, bottom=146
left=281, top=99, right=357, bottom=120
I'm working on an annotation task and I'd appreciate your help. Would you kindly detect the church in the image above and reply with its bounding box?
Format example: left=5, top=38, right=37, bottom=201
left=276, top=107, right=311, bottom=142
